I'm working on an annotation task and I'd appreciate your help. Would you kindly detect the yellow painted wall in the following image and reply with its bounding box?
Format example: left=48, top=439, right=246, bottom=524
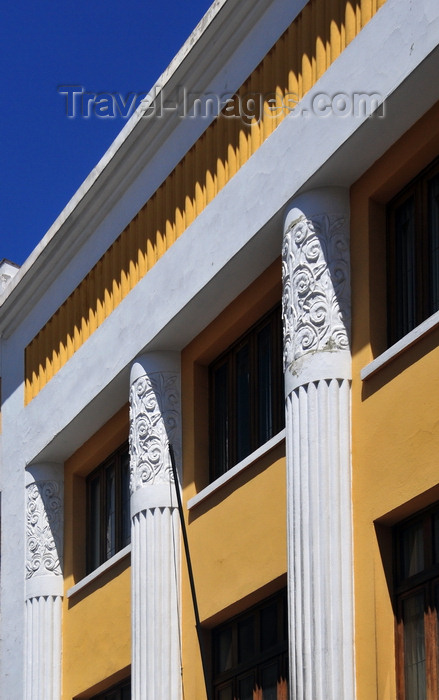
left=350, top=101, right=439, bottom=699
left=25, top=0, right=387, bottom=404
left=181, top=260, right=287, bottom=698
left=63, top=406, right=131, bottom=699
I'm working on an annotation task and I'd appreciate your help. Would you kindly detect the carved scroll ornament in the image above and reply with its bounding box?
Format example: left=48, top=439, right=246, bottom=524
left=26, top=481, right=63, bottom=579
left=282, top=213, right=350, bottom=370
left=129, top=372, right=180, bottom=493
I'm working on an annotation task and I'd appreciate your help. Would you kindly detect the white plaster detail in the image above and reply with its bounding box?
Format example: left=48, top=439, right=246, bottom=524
left=283, top=190, right=355, bottom=699
left=26, top=575, right=63, bottom=600
left=24, top=465, right=63, bottom=700
left=129, top=371, right=179, bottom=492
left=0, top=259, right=19, bottom=295
left=361, top=308, right=439, bottom=379
left=129, top=353, right=182, bottom=700
left=67, top=544, right=131, bottom=598
left=130, top=482, right=177, bottom=516
left=188, top=429, right=286, bottom=509
left=26, top=481, right=63, bottom=580
left=282, top=204, right=350, bottom=372
left=284, top=350, right=352, bottom=395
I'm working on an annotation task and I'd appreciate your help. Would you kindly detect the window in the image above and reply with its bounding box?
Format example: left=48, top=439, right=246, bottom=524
left=394, top=503, right=439, bottom=699
left=212, top=589, right=288, bottom=700
left=86, top=442, right=131, bottom=573
left=90, top=677, right=130, bottom=700
left=209, top=304, right=284, bottom=481
left=387, top=158, right=439, bottom=345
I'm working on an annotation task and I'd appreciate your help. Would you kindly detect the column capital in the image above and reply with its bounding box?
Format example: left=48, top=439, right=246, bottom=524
left=25, top=463, right=64, bottom=599
left=282, top=187, right=351, bottom=392
left=129, top=352, right=181, bottom=515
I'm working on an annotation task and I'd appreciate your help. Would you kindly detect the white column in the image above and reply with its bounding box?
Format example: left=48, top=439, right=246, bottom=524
left=129, top=352, right=182, bottom=700
left=282, top=188, right=355, bottom=699
left=25, top=464, right=64, bottom=700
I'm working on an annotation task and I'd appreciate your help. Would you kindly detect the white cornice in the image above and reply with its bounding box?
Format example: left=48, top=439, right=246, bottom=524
left=20, top=0, right=439, bottom=466
left=0, top=0, right=308, bottom=336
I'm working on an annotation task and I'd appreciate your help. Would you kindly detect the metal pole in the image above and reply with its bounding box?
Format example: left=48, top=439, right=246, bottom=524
left=169, top=443, right=212, bottom=700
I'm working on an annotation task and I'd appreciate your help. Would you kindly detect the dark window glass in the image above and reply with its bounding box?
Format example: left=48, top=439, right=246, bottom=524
left=261, top=661, right=278, bottom=700
left=216, top=684, right=233, bottom=700
left=428, top=173, right=439, bottom=314
left=121, top=449, right=131, bottom=549
left=401, top=521, right=424, bottom=579
left=394, top=503, right=439, bottom=699
left=86, top=442, right=131, bottom=573
left=402, top=593, right=426, bottom=700
left=213, top=361, right=229, bottom=476
left=388, top=158, right=439, bottom=344
left=90, top=677, right=131, bottom=700
left=210, top=305, right=284, bottom=481
left=215, top=626, right=233, bottom=674
left=434, top=513, right=439, bottom=565
left=238, top=616, right=255, bottom=664
left=106, top=462, right=116, bottom=560
left=89, top=475, right=101, bottom=572
left=238, top=673, right=255, bottom=700
left=394, top=196, right=416, bottom=339
left=120, top=685, right=130, bottom=700
left=236, top=343, right=251, bottom=463
left=212, top=589, right=288, bottom=700
left=257, top=323, right=273, bottom=445
left=260, top=601, right=278, bottom=652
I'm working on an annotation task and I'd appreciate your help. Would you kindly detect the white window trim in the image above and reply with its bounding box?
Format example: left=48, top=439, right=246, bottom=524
left=187, top=429, right=286, bottom=510
left=66, top=544, right=131, bottom=598
left=361, top=310, right=439, bottom=381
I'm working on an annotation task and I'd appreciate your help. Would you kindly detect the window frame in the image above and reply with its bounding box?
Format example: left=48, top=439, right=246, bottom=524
left=209, top=304, right=284, bottom=482
left=86, top=441, right=131, bottom=574
left=387, top=157, right=439, bottom=346
left=394, top=503, right=439, bottom=699
left=212, top=589, right=288, bottom=700
left=89, top=677, right=131, bottom=700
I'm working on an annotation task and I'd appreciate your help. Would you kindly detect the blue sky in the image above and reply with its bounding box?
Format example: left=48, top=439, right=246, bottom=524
left=1, top=0, right=213, bottom=267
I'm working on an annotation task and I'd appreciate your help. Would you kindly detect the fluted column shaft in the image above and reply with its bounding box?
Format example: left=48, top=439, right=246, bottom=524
left=129, top=352, right=182, bottom=700
left=282, top=188, right=355, bottom=699
left=25, top=464, right=64, bottom=700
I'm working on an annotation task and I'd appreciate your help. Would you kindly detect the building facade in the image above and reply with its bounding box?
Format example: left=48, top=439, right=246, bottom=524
left=1, top=0, right=439, bottom=698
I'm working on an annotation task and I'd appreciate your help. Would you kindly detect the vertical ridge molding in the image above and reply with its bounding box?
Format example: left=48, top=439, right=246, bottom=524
left=129, top=353, right=182, bottom=700
left=282, top=188, right=355, bottom=699
left=25, top=464, right=64, bottom=700
left=24, top=0, right=386, bottom=405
